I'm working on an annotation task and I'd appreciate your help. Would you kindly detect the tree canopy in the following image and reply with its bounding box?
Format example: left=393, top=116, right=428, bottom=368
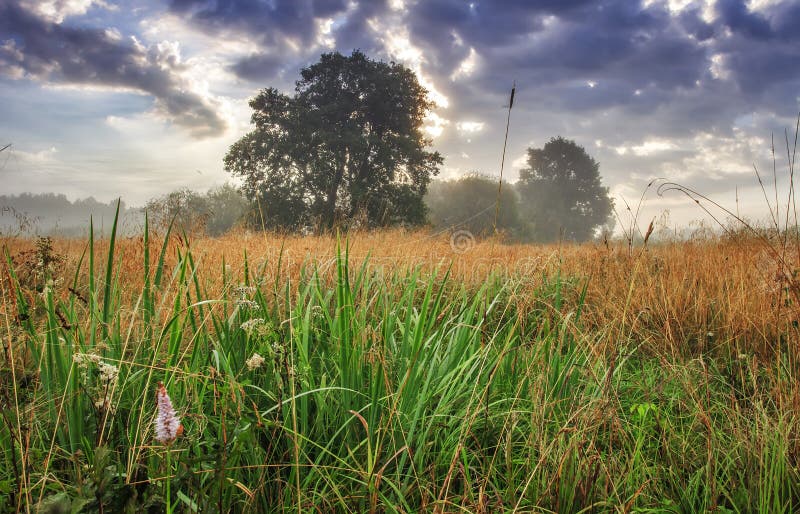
left=517, top=137, right=613, bottom=242
left=145, top=184, right=248, bottom=236
left=425, top=173, right=527, bottom=239
left=224, top=50, right=442, bottom=231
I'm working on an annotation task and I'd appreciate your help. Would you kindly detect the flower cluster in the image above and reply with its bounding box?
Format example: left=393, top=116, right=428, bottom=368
left=246, top=353, right=266, bottom=371
left=73, top=352, right=119, bottom=411
left=240, top=318, right=277, bottom=339
left=232, top=285, right=256, bottom=297
left=232, top=285, right=260, bottom=310
left=240, top=318, right=265, bottom=334
left=154, top=382, right=183, bottom=445
left=97, top=361, right=119, bottom=385
left=73, top=352, right=101, bottom=368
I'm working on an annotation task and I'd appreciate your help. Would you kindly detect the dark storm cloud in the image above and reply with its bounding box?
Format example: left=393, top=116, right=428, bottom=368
left=171, top=0, right=350, bottom=21
left=411, top=0, right=707, bottom=101
left=716, top=0, right=773, bottom=40
left=170, top=0, right=392, bottom=81
left=677, top=8, right=716, bottom=41
left=408, top=0, right=601, bottom=52
left=326, top=1, right=389, bottom=57
left=397, top=0, right=800, bottom=150
left=706, top=1, right=800, bottom=103
left=770, top=2, right=800, bottom=41
left=230, top=52, right=286, bottom=81
left=724, top=44, right=800, bottom=97
left=168, top=0, right=344, bottom=43
left=0, top=0, right=226, bottom=137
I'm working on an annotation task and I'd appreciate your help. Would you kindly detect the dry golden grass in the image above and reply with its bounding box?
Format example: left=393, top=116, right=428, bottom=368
left=4, top=228, right=800, bottom=512
left=4, top=228, right=795, bottom=359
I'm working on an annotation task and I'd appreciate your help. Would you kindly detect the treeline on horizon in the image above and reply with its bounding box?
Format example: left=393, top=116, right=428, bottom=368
left=1, top=51, right=619, bottom=243
left=0, top=176, right=609, bottom=242
left=0, top=193, right=133, bottom=237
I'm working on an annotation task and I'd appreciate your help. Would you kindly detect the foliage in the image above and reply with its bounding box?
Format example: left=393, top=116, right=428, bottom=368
left=224, top=50, right=442, bottom=231
left=204, top=183, right=250, bottom=236
left=425, top=173, right=529, bottom=238
left=517, top=136, right=614, bottom=242
left=145, top=183, right=248, bottom=236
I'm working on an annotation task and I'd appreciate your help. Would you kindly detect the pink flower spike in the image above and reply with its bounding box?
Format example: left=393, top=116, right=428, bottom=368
left=154, top=382, right=183, bottom=445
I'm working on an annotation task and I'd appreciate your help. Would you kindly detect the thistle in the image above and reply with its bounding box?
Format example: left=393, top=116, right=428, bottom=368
left=154, top=382, right=183, bottom=445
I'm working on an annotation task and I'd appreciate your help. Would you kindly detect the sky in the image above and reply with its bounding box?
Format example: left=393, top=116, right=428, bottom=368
left=1, top=0, right=799, bottom=231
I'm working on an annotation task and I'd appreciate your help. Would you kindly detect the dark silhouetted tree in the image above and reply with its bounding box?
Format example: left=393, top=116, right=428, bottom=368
left=517, top=137, right=613, bottom=242
left=224, top=50, right=442, bottom=230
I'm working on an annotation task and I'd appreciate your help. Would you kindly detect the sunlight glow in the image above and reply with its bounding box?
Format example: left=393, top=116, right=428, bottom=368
left=456, top=121, right=485, bottom=134
left=368, top=18, right=450, bottom=109
left=450, top=48, right=479, bottom=81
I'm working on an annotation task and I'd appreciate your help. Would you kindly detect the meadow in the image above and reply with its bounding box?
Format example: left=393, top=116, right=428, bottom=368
left=2, top=218, right=799, bottom=513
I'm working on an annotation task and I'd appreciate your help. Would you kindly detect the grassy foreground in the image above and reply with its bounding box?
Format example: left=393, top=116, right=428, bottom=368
left=1, top=220, right=800, bottom=512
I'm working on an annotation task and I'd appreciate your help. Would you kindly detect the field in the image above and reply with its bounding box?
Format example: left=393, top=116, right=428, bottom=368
left=2, top=222, right=800, bottom=513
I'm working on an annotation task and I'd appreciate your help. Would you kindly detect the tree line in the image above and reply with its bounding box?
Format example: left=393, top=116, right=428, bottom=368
left=3, top=51, right=614, bottom=242
left=0, top=193, right=128, bottom=237
left=427, top=136, right=614, bottom=242
left=221, top=50, right=613, bottom=242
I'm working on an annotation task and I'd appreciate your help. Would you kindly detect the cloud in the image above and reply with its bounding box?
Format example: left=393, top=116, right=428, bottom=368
left=0, top=1, right=227, bottom=138
left=450, top=47, right=479, bottom=81
left=456, top=121, right=485, bottom=134
left=18, top=0, right=115, bottom=23
left=716, top=0, right=773, bottom=40
left=424, top=112, right=450, bottom=138
left=167, top=0, right=364, bottom=81
left=229, top=52, right=286, bottom=81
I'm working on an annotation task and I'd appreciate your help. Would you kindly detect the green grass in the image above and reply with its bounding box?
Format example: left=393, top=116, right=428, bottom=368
left=1, top=214, right=799, bottom=512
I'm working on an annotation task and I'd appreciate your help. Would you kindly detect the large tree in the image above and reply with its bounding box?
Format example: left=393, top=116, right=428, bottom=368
left=517, top=137, right=613, bottom=242
left=224, top=51, right=443, bottom=230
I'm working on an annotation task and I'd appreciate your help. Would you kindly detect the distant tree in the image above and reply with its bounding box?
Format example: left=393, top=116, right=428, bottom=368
left=517, top=137, right=613, bottom=242
left=426, top=174, right=528, bottom=238
left=204, top=184, right=249, bottom=236
left=224, top=50, right=443, bottom=231
left=0, top=193, right=127, bottom=236
left=145, top=184, right=247, bottom=236
left=145, top=188, right=209, bottom=234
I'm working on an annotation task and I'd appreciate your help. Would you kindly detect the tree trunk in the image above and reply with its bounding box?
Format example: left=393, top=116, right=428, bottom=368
left=325, top=159, right=346, bottom=229
left=349, top=143, right=373, bottom=218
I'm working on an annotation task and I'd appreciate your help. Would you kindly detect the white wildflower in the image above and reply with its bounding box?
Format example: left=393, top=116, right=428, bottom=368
left=154, top=382, right=183, bottom=445
left=97, top=361, right=119, bottom=386
left=73, top=352, right=101, bottom=369
left=232, top=284, right=260, bottom=310
left=236, top=299, right=260, bottom=310
left=240, top=318, right=265, bottom=335
left=246, top=353, right=266, bottom=371
left=232, top=285, right=256, bottom=298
